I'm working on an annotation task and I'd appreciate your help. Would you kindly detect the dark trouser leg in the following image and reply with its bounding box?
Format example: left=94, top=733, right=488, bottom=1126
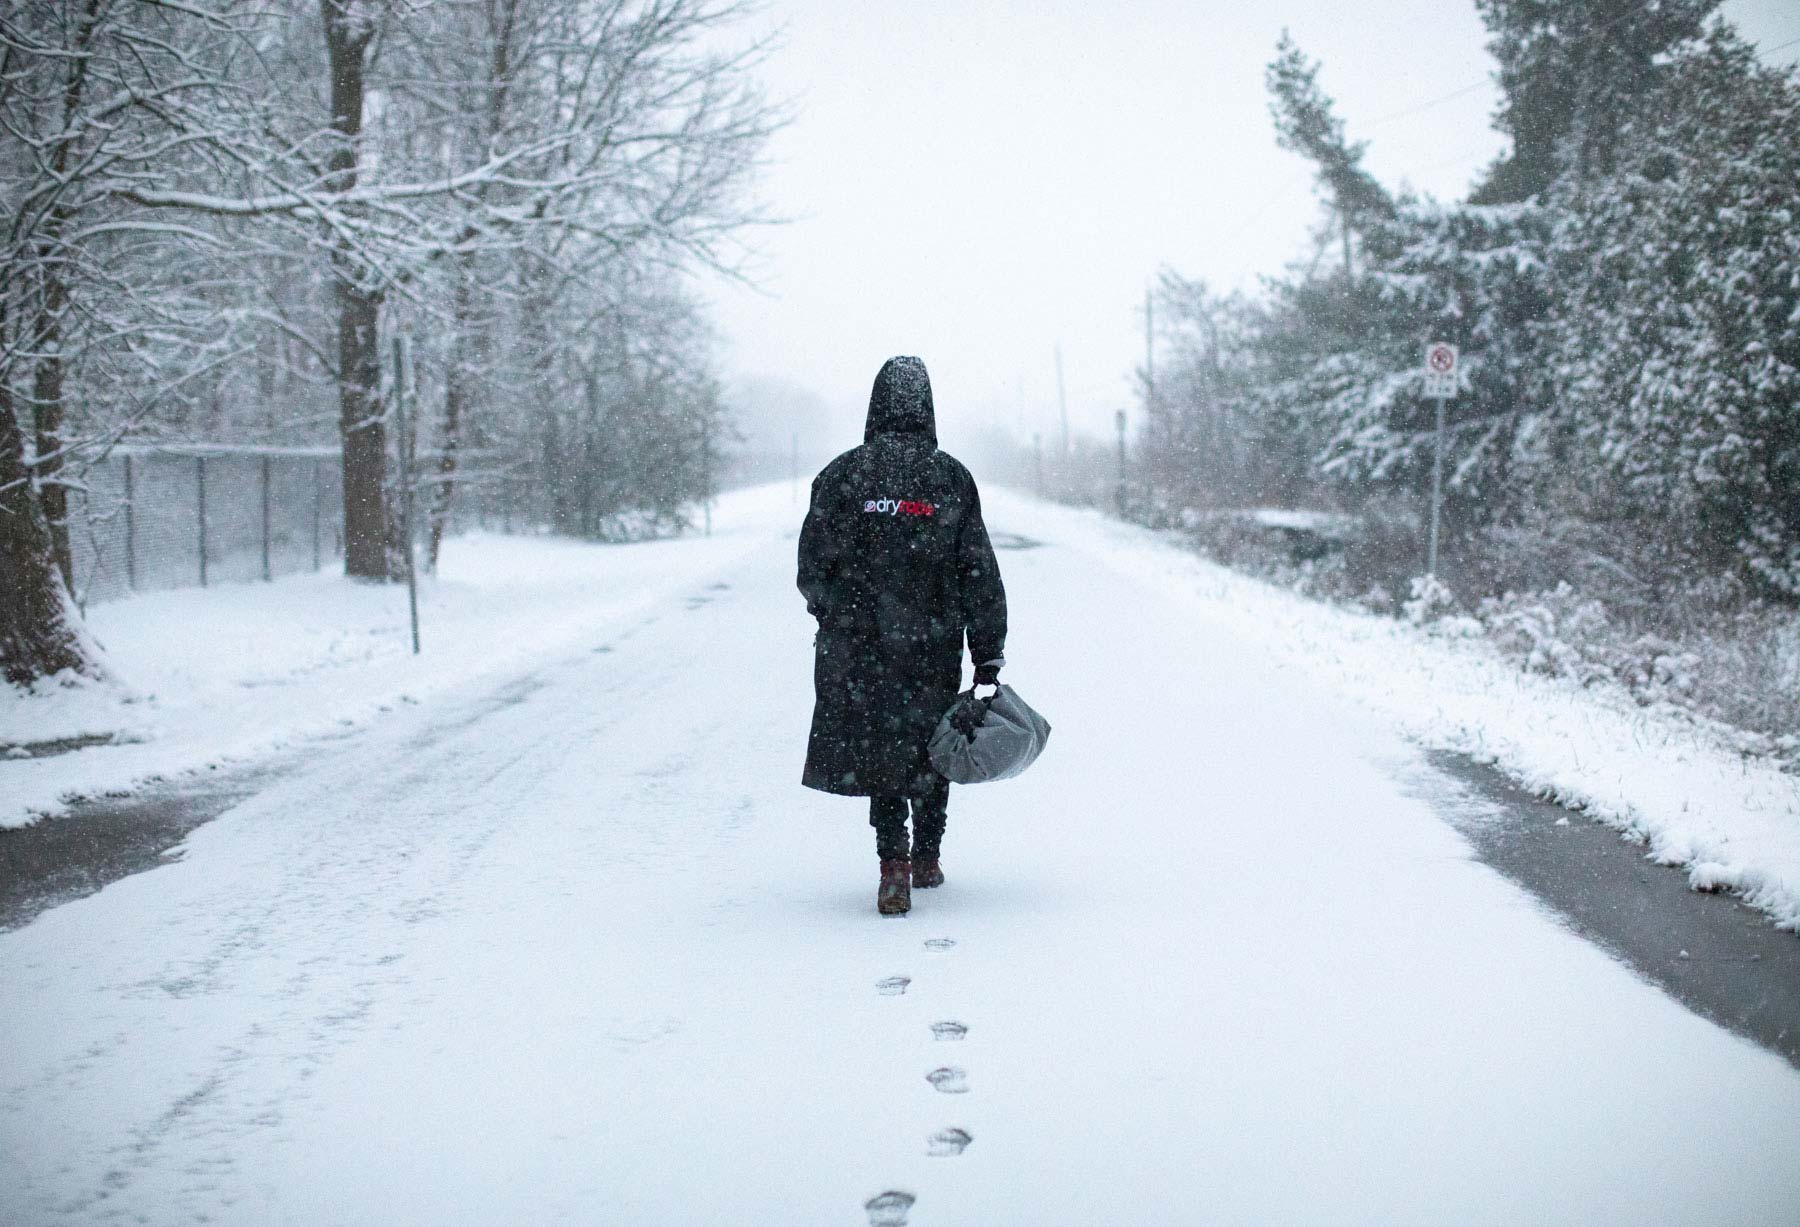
left=910, top=776, right=950, bottom=859
left=870, top=795, right=909, bottom=861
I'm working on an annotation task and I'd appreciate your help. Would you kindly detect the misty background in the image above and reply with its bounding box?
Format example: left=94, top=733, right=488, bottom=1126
left=712, top=0, right=1800, bottom=475
left=5, top=0, right=1799, bottom=739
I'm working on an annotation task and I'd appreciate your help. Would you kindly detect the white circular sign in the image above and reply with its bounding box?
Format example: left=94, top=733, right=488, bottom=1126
left=1426, top=342, right=1457, bottom=374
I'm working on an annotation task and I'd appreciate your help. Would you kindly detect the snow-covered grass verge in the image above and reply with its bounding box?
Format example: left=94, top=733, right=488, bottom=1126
left=1158, top=499, right=1800, bottom=769
left=997, top=490, right=1800, bottom=933
left=0, top=486, right=789, bottom=829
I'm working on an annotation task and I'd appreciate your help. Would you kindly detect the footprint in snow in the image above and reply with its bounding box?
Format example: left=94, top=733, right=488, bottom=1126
left=926, top=1066, right=969, bottom=1094
left=923, top=937, right=955, bottom=952
left=865, top=1190, right=915, bottom=1226
left=927, top=1127, right=972, bottom=1157
left=930, top=1021, right=967, bottom=1041
left=875, top=976, right=911, bottom=997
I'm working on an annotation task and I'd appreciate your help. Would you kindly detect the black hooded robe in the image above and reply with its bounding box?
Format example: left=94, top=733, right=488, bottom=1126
left=798, top=357, right=1007, bottom=797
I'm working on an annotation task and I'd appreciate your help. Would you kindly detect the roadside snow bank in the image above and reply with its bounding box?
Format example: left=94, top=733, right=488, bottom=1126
left=993, top=490, right=1800, bottom=932
left=0, top=485, right=793, bottom=828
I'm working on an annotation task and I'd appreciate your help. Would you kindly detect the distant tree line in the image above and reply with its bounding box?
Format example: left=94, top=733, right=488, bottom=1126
left=2, top=0, right=772, bottom=685
left=1139, top=0, right=1798, bottom=607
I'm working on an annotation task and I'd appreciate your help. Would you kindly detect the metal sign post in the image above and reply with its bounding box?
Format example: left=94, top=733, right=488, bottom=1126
left=1422, top=341, right=1459, bottom=577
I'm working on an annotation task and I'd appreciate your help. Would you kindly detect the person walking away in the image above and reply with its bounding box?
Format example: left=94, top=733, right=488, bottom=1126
left=798, top=356, right=1007, bottom=916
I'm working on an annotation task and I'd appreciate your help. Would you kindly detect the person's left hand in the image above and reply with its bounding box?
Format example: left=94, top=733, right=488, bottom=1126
left=973, top=663, right=1001, bottom=687
left=950, top=695, right=987, bottom=739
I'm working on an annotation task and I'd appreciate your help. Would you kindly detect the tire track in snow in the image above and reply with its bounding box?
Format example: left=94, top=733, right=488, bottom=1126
left=3, top=543, right=786, bottom=1219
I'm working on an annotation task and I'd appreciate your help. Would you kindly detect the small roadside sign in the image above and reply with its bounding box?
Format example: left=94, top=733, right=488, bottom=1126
left=1423, top=341, right=1459, bottom=399
left=1422, top=341, right=1458, bottom=578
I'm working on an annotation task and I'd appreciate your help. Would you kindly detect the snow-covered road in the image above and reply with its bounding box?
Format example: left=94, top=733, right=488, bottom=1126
left=4, top=486, right=1798, bottom=1225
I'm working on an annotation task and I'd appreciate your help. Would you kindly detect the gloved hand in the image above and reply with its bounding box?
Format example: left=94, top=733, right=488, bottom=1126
left=973, top=662, right=1001, bottom=687
left=949, top=695, right=986, bottom=740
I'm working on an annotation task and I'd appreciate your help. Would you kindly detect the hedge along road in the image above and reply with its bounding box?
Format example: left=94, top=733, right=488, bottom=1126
left=1, top=484, right=1797, bottom=1226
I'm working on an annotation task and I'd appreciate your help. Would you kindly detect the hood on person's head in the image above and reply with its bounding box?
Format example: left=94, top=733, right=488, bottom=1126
left=865, top=356, right=936, bottom=445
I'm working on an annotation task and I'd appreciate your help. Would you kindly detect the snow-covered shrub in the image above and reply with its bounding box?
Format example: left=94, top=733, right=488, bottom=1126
left=1359, top=584, right=1395, bottom=615
left=1477, top=585, right=1611, bottom=684
left=1403, top=574, right=1457, bottom=626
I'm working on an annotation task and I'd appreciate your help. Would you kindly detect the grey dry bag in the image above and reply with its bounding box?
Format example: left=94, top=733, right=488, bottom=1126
left=928, top=683, right=1052, bottom=784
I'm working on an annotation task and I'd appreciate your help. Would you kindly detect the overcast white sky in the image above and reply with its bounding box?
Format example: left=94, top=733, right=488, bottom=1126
left=703, top=0, right=1800, bottom=457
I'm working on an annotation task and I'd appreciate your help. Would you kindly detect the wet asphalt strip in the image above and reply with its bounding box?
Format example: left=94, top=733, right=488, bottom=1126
left=1416, top=748, right=1800, bottom=1070
left=0, top=669, right=553, bottom=933
left=0, top=767, right=281, bottom=931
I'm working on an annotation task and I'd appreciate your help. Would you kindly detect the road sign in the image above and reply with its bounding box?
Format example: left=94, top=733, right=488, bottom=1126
left=1423, top=341, right=1458, bottom=399
left=1422, top=341, right=1458, bottom=577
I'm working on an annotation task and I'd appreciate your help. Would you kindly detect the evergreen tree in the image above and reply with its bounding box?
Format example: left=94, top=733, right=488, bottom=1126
left=1265, top=32, right=1394, bottom=281
left=1471, top=0, right=1719, bottom=203
left=1543, top=28, right=1800, bottom=593
left=1318, top=201, right=1550, bottom=536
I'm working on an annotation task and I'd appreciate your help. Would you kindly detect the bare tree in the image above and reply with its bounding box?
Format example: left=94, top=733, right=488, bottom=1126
left=2, top=0, right=774, bottom=684
left=1, top=0, right=266, bottom=682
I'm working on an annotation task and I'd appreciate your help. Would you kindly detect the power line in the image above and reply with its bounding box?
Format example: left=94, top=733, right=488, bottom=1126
left=1366, top=81, right=1489, bottom=129
left=1362, top=4, right=1713, bottom=133
left=1211, top=20, right=1799, bottom=275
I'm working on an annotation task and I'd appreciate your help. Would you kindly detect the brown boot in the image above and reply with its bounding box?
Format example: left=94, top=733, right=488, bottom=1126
left=912, top=855, right=944, bottom=889
left=878, top=858, right=912, bottom=915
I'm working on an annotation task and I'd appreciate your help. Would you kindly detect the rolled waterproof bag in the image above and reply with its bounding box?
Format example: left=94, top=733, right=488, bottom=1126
left=928, top=683, right=1052, bottom=784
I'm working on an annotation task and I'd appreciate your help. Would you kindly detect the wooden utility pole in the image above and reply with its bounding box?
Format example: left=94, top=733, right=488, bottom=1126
left=1115, top=410, right=1128, bottom=518
left=1144, top=285, right=1156, bottom=416
left=701, top=416, right=713, bottom=537
left=1055, top=343, right=1069, bottom=457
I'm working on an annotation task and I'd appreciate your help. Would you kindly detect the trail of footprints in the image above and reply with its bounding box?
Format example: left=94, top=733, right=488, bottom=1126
left=865, top=936, right=971, bottom=1226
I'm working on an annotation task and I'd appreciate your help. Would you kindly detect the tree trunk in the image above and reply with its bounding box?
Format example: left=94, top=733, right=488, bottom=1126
left=27, top=0, right=105, bottom=596
left=322, top=1, right=390, bottom=580
left=31, top=268, right=73, bottom=593
left=427, top=265, right=471, bottom=571
left=426, top=1, right=519, bottom=569
left=1, top=386, right=104, bottom=687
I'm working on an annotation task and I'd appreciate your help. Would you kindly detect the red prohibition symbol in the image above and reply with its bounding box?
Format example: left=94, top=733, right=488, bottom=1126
left=1427, top=344, right=1456, bottom=374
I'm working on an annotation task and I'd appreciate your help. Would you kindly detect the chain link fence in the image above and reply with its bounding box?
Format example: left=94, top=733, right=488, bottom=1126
left=68, top=446, right=343, bottom=607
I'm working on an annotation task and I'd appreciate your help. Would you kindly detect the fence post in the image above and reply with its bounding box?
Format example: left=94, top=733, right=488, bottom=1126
left=123, top=453, right=137, bottom=591
left=313, top=457, right=323, bottom=571
left=196, top=454, right=208, bottom=587
left=261, top=454, right=273, bottom=581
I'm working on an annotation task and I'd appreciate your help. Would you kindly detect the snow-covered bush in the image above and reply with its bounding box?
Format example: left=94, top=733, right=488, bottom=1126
left=1402, top=574, right=1457, bottom=626
left=1477, top=585, right=1608, bottom=683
